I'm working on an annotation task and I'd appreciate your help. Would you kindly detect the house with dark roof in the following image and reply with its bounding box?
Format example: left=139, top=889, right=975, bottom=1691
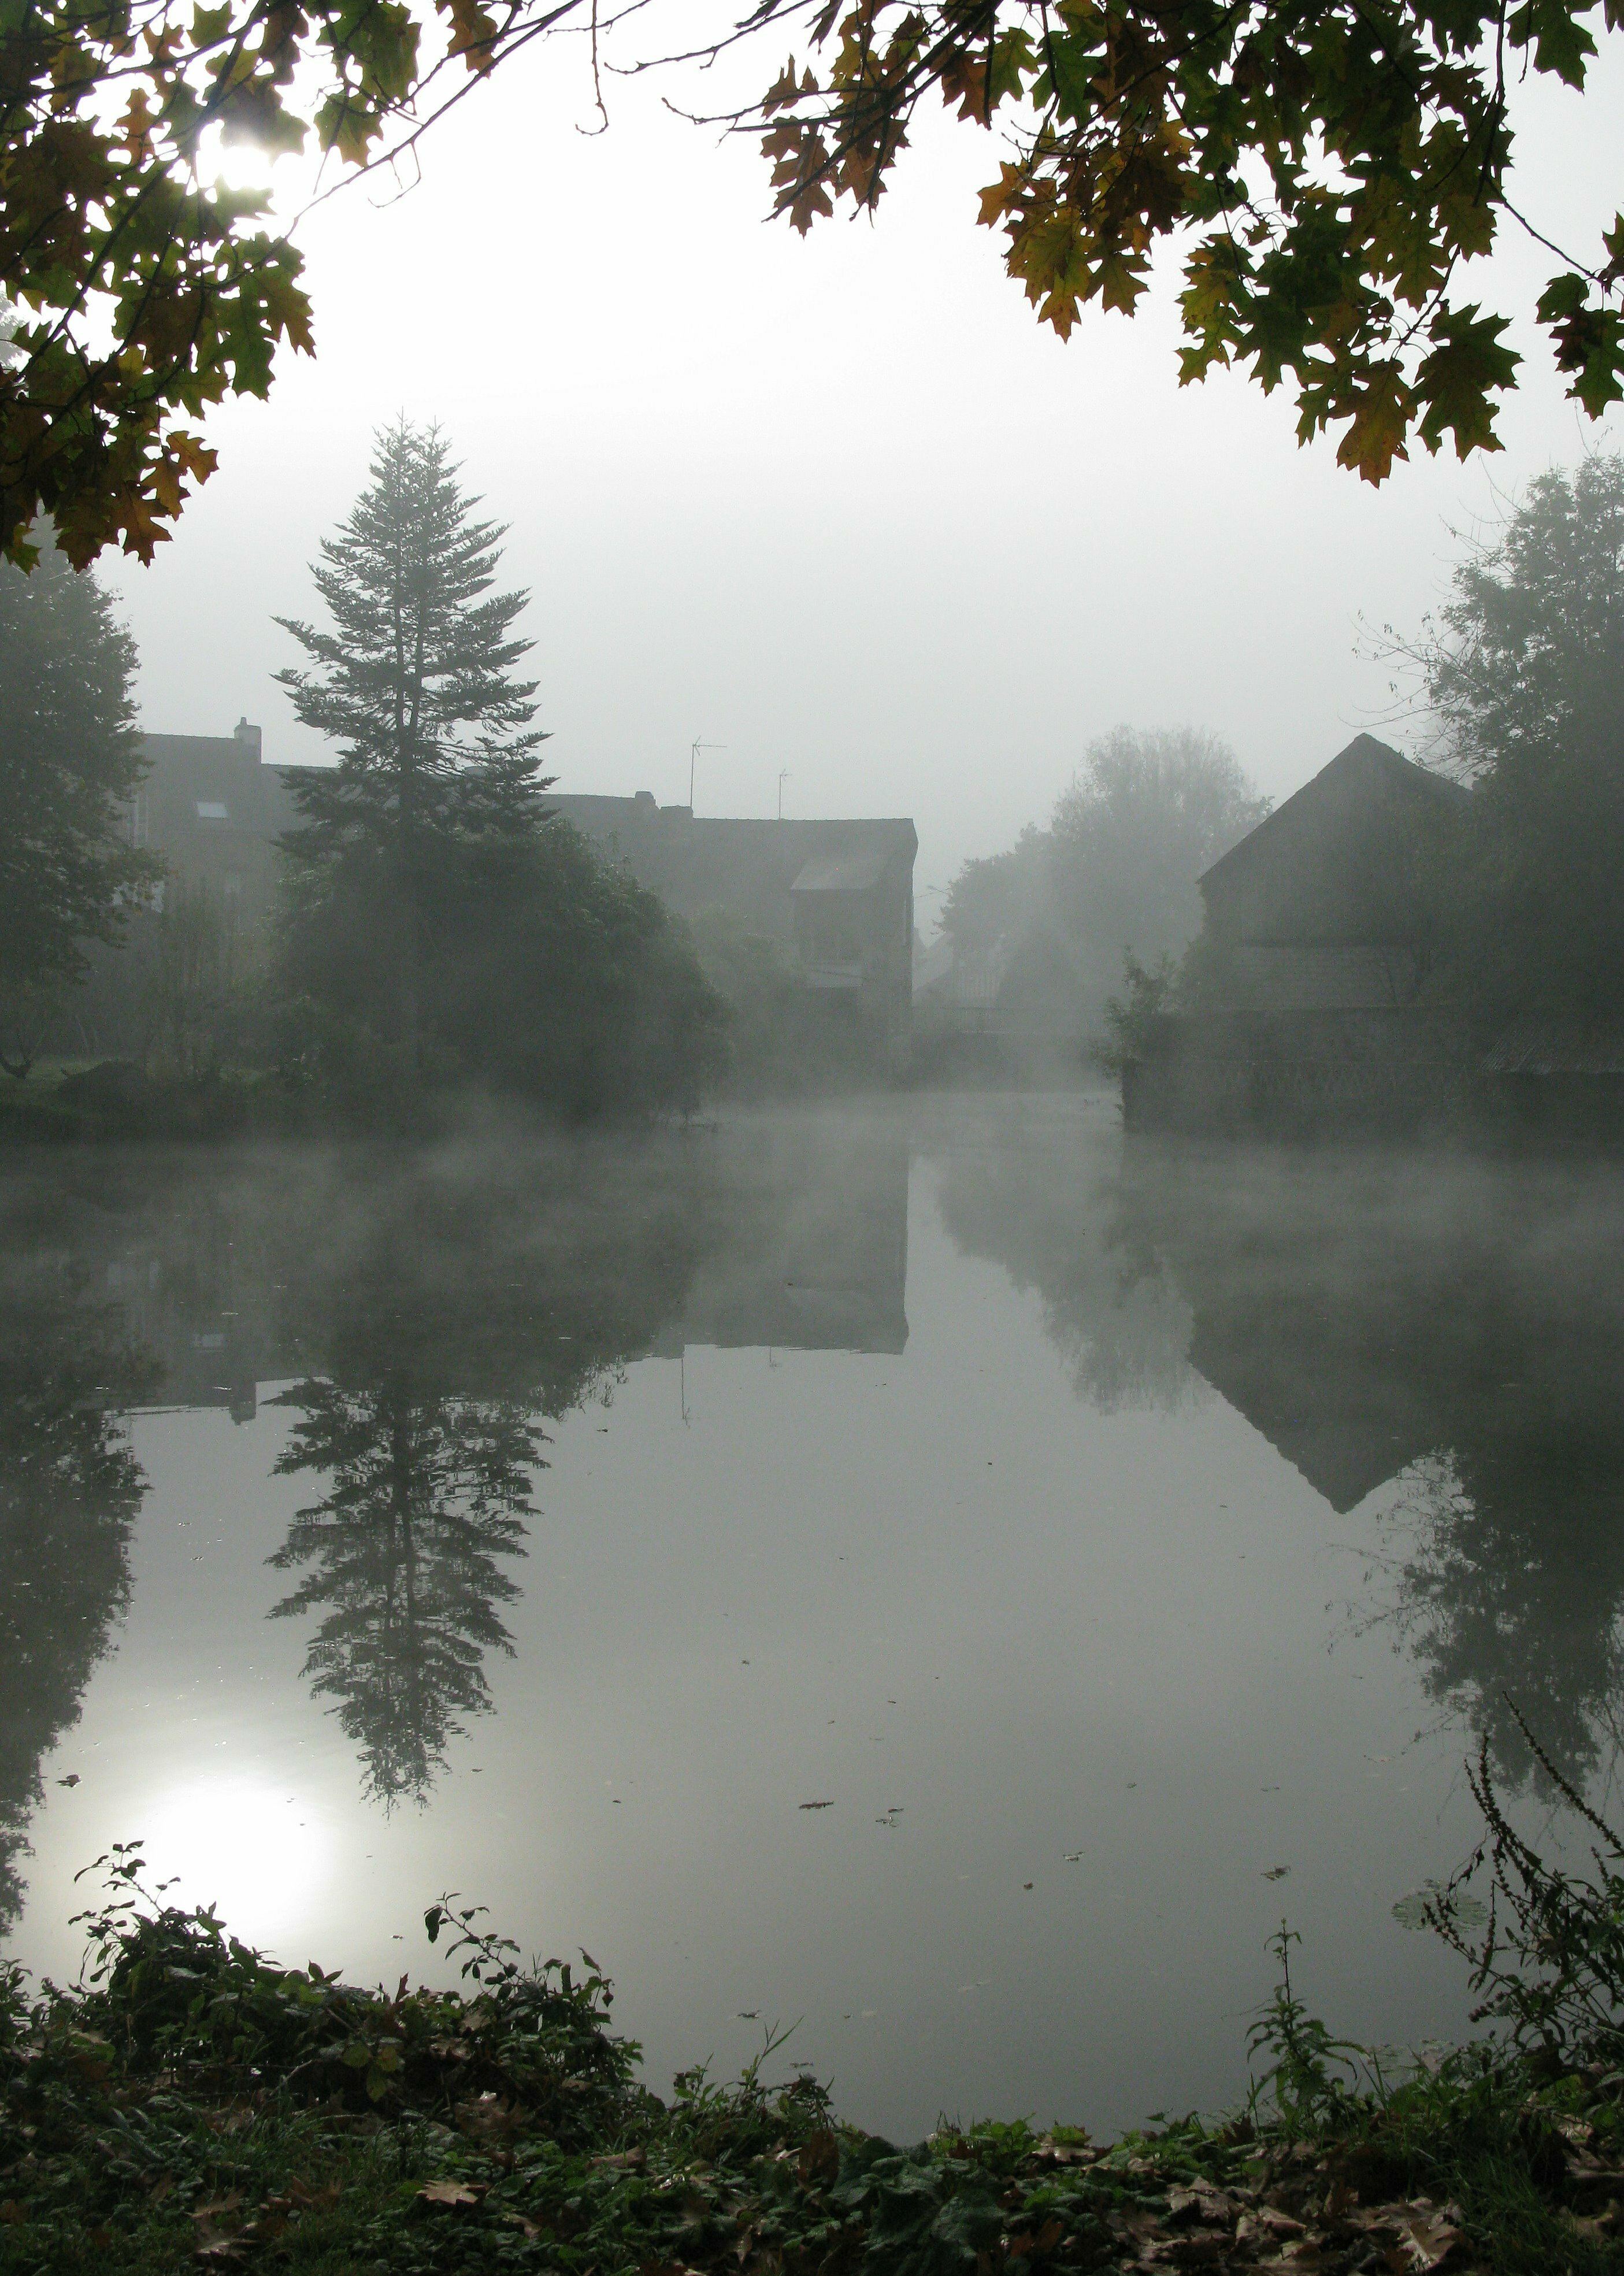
left=125, top=735, right=917, bottom=1036
left=1124, top=736, right=1475, bottom=1135
left=131, top=721, right=303, bottom=928
left=542, top=794, right=917, bottom=1035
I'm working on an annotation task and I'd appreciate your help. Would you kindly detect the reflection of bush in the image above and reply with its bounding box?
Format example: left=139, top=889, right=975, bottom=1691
left=0, top=1274, right=157, bottom=1929
left=1366, top=1446, right=1624, bottom=1794
left=932, top=1117, right=1204, bottom=1415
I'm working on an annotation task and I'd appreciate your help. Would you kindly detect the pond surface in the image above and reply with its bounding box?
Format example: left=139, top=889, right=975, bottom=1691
left=3, top=1095, right=1623, bottom=2138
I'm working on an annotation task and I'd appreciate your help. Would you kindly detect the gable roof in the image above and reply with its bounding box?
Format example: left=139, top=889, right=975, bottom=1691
left=1199, top=735, right=1467, bottom=895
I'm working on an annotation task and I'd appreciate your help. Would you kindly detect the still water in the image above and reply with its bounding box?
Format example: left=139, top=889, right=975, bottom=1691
left=3, top=1095, right=1622, bottom=2137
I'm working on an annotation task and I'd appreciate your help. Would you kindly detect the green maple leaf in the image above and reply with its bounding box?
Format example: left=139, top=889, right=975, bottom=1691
left=1414, top=305, right=1519, bottom=459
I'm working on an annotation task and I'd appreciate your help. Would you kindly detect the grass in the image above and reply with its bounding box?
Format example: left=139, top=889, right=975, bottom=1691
left=6, top=1840, right=1624, bottom=2276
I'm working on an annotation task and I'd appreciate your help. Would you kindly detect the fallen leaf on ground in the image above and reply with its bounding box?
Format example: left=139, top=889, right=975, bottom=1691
left=418, top=2179, right=487, bottom=2208
left=1393, top=2206, right=1463, bottom=2269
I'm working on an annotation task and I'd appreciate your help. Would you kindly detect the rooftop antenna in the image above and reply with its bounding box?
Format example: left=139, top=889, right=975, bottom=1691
left=777, top=768, right=791, bottom=820
left=689, top=737, right=725, bottom=811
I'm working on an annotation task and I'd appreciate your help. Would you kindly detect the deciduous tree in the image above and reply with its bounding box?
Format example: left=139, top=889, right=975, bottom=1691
left=4, top=0, right=1622, bottom=567
left=0, top=535, right=155, bottom=1072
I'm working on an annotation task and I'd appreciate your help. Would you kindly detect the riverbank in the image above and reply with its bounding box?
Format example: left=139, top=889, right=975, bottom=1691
left=3, top=1866, right=1621, bottom=2276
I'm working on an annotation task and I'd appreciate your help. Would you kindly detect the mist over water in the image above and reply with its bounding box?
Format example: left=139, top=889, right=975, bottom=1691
left=3, top=1096, right=1622, bottom=2136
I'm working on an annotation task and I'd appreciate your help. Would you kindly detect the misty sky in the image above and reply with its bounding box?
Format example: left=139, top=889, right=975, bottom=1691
left=102, top=27, right=1624, bottom=921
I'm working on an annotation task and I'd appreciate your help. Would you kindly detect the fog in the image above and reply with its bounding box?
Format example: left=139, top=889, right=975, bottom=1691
left=101, top=28, right=1624, bottom=898
left=9, top=1101, right=1624, bottom=2136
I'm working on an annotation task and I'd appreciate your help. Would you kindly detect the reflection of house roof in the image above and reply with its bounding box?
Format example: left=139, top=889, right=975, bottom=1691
left=1484, top=1017, right=1624, bottom=1076
left=791, top=850, right=891, bottom=893
left=1188, top=1326, right=1437, bottom=1513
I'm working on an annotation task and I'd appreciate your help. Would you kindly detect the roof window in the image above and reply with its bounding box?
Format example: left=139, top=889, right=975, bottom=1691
left=195, top=800, right=229, bottom=820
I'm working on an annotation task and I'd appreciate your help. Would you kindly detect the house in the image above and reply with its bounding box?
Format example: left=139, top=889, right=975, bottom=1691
left=129, top=721, right=302, bottom=929
left=542, top=794, right=917, bottom=1036
left=1125, top=736, right=1474, bottom=1135
left=1197, top=733, right=1469, bottom=1010
left=127, top=734, right=917, bottom=1035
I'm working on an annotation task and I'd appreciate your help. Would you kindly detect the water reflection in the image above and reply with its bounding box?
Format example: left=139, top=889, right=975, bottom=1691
left=268, top=1380, right=538, bottom=1804
left=936, top=1114, right=1624, bottom=1792
left=932, top=1114, right=1203, bottom=1413
left=0, top=1120, right=916, bottom=1857
left=0, top=1258, right=157, bottom=1929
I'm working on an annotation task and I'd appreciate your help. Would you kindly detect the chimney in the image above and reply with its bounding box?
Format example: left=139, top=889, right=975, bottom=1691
left=234, top=717, right=262, bottom=762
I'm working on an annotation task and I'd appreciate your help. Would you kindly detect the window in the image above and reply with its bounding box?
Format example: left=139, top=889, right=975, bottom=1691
left=195, top=800, right=228, bottom=820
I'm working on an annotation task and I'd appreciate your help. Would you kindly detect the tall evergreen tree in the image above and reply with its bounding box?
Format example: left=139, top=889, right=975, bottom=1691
left=275, top=422, right=550, bottom=1058
left=0, top=535, right=154, bottom=1072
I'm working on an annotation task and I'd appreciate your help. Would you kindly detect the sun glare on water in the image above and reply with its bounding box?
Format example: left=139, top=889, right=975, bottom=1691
left=136, top=1779, right=334, bottom=1953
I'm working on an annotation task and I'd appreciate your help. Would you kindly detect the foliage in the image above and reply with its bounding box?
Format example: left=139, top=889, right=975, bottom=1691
left=7, top=1848, right=1624, bottom=2276
left=8, top=0, right=1623, bottom=563
left=935, top=728, right=1267, bottom=1046
left=274, top=426, right=726, bottom=1117
left=275, top=422, right=548, bottom=856
left=275, top=420, right=548, bottom=1069
left=746, top=0, right=1622, bottom=484
left=1089, top=948, right=1178, bottom=1078
left=279, top=821, right=728, bottom=1118
left=1429, top=1705, right=1624, bottom=2069
left=1399, top=454, right=1624, bottom=1021
left=1048, top=729, right=1270, bottom=994
left=0, top=536, right=155, bottom=1066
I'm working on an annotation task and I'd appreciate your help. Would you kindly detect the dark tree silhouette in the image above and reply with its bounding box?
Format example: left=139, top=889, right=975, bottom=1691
left=269, top=1376, right=540, bottom=1806
left=0, top=1277, right=156, bottom=1928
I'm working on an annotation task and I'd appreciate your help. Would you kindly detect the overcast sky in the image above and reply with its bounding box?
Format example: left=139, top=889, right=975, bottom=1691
left=102, top=25, right=1624, bottom=921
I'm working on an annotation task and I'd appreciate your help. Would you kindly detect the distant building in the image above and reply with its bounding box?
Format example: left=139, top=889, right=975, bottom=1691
left=129, top=721, right=301, bottom=930
left=128, top=735, right=917, bottom=1033
left=1197, top=733, right=1469, bottom=1011
left=502, top=793, right=917, bottom=1036
left=1125, top=736, right=1474, bottom=1136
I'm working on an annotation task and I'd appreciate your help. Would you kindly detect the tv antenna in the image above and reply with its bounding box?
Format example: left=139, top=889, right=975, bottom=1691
left=689, top=737, right=725, bottom=810
left=777, top=768, right=791, bottom=820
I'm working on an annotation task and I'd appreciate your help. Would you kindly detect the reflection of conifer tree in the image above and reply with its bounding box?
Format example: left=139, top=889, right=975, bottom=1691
left=0, top=1281, right=155, bottom=1930
left=268, top=1377, right=540, bottom=1805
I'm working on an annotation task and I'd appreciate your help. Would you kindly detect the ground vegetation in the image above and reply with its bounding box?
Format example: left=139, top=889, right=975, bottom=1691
left=7, top=1748, right=1624, bottom=2276
left=5, top=0, right=1621, bottom=568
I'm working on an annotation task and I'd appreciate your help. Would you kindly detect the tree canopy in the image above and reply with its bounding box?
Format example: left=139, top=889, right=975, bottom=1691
left=1404, top=451, right=1624, bottom=1017
left=276, top=422, right=727, bottom=1113
left=0, top=535, right=154, bottom=1068
left=936, top=722, right=1268, bottom=1036
left=3, top=0, right=1622, bottom=567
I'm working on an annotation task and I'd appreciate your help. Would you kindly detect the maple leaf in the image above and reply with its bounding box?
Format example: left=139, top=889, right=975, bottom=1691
left=1333, top=361, right=1413, bottom=484
left=1414, top=303, right=1519, bottom=459
left=1538, top=271, right=1624, bottom=416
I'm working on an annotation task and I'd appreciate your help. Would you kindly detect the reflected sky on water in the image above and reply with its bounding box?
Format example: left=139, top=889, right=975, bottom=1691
left=3, top=1096, right=1623, bottom=2137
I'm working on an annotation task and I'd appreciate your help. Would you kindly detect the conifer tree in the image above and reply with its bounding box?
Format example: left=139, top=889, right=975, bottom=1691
left=275, top=422, right=550, bottom=1059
